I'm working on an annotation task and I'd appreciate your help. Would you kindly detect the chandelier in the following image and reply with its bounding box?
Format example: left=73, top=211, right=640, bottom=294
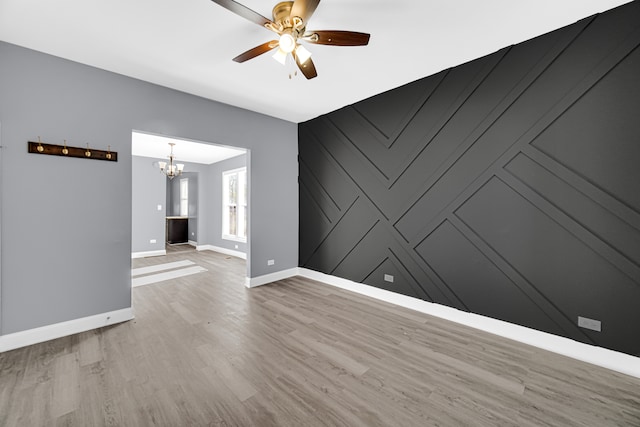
left=158, top=143, right=184, bottom=179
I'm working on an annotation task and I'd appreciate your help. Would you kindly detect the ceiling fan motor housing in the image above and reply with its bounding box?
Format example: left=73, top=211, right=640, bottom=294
left=273, top=1, right=294, bottom=23
left=272, top=1, right=306, bottom=34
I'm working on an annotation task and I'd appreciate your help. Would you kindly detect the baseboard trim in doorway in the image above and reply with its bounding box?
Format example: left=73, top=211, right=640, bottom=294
left=197, top=244, right=246, bottom=260
left=131, top=250, right=166, bottom=259
left=296, top=268, right=640, bottom=380
left=245, top=268, right=298, bottom=288
left=0, top=308, right=134, bottom=353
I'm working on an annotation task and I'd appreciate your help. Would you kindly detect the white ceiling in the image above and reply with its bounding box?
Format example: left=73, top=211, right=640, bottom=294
left=132, top=131, right=246, bottom=164
left=0, top=0, right=630, bottom=123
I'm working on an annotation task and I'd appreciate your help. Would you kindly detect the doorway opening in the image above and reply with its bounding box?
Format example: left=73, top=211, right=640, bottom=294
left=131, top=130, right=248, bottom=267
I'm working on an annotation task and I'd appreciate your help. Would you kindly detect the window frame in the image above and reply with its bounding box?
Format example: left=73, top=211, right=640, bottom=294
left=222, top=167, right=247, bottom=242
left=179, top=178, right=189, bottom=217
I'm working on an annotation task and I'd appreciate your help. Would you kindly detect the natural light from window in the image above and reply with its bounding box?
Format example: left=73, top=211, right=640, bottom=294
left=180, top=178, right=188, bottom=217
left=222, top=167, right=247, bottom=242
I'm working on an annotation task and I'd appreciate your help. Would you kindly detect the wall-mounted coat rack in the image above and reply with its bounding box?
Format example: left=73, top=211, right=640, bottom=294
left=28, top=138, right=117, bottom=162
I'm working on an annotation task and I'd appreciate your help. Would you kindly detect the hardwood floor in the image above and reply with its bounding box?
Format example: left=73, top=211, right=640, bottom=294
left=165, top=242, right=196, bottom=254
left=1, top=249, right=639, bottom=426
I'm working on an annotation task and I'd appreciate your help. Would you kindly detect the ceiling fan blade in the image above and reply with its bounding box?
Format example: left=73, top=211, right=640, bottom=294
left=290, top=0, right=321, bottom=24
left=305, top=30, right=370, bottom=46
left=232, top=41, right=279, bottom=63
left=210, top=0, right=274, bottom=27
left=293, top=50, right=318, bottom=80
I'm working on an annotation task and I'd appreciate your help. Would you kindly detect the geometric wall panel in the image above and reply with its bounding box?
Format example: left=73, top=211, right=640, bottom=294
left=457, top=177, right=640, bottom=355
left=532, top=46, right=640, bottom=213
left=299, top=1, right=640, bottom=356
left=353, top=77, right=441, bottom=145
left=505, top=153, right=640, bottom=270
left=415, top=220, right=568, bottom=337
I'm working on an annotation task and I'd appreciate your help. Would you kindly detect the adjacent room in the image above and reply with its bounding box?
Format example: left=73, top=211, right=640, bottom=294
left=1, top=0, right=639, bottom=425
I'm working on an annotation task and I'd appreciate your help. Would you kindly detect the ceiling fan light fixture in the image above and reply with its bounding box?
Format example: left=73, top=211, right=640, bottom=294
left=295, top=44, right=312, bottom=64
left=278, top=33, right=296, bottom=53
left=272, top=48, right=288, bottom=65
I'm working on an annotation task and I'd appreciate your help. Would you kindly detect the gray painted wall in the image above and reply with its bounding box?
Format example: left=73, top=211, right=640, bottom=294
left=132, top=155, right=166, bottom=254
left=182, top=162, right=213, bottom=248
left=299, top=2, right=640, bottom=356
left=204, top=154, right=248, bottom=253
left=0, top=41, right=297, bottom=335
left=186, top=172, right=198, bottom=243
left=0, top=123, right=3, bottom=333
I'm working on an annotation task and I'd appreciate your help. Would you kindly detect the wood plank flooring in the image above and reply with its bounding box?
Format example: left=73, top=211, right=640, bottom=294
left=1, top=248, right=639, bottom=426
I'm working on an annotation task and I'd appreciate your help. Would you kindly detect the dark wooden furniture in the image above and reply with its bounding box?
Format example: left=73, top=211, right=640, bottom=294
left=166, top=217, right=188, bottom=244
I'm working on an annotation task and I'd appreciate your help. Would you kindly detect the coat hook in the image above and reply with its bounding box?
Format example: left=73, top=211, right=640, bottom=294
left=85, top=143, right=91, bottom=158
left=106, top=145, right=112, bottom=160
left=37, top=136, right=44, bottom=152
left=62, top=140, right=69, bottom=155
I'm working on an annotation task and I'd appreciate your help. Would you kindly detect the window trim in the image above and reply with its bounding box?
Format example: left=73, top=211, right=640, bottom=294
left=222, top=167, right=247, bottom=243
left=179, top=178, right=189, bottom=217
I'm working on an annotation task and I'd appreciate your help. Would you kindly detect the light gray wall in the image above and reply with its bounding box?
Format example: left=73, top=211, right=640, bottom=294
left=205, top=154, right=248, bottom=253
left=0, top=122, right=3, bottom=333
left=0, top=41, right=298, bottom=335
left=183, top=163, right=211, bottom=246
left=132, top=155, right=166, bottom=254
left=187, top=172, right=198, bottom=242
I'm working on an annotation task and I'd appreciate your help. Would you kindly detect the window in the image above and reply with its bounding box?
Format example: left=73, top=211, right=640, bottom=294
left=222, top=167, right=247, bottom=242
left=179, top=178, right=188, bottom=217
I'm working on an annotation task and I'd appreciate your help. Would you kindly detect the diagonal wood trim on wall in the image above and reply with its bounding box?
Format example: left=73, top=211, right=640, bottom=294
left=299, top=2, right=640, bottom=356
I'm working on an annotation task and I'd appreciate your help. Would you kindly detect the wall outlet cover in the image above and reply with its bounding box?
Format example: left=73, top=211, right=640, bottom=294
left=267, top=259, right=275, bottom=266
left=578, top=316, right=602, bottom=332
left=384, top=274, right=394, bottom=283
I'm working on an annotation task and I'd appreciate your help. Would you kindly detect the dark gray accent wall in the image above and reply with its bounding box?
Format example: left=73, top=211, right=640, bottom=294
left=0, top=42, right=297, bottom=335
left=299, top=2, right=640, bottom=356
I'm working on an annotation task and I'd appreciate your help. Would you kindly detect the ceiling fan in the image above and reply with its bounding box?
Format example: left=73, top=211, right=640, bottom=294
left=210, top=0, right=370, bottom=79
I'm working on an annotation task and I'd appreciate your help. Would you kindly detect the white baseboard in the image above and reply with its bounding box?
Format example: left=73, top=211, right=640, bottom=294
left=297, top=268, right=640, bottom=380
left=188, top=240, right=197, bottom=247
left=0, top=307, right=134, bottom=353
left=245, top=268, right=298, bottom=288
left=131, top=250, right=166, bottom=259
left=196, top=244, right=246, bottom=260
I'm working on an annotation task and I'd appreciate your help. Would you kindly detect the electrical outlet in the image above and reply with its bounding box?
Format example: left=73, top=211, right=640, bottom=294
left=235, top=245, right=239, bottom=249
left=578, top=316, right=601, bottom=332
left=267, top=259, right=275, bottom=266
left=191, top=232, right=195, bottom=236
left=384, top=274, right=394, bottom=283
left=150, top=239, right=156, bottom=244
left=157, top=204, right=162, bottom=211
